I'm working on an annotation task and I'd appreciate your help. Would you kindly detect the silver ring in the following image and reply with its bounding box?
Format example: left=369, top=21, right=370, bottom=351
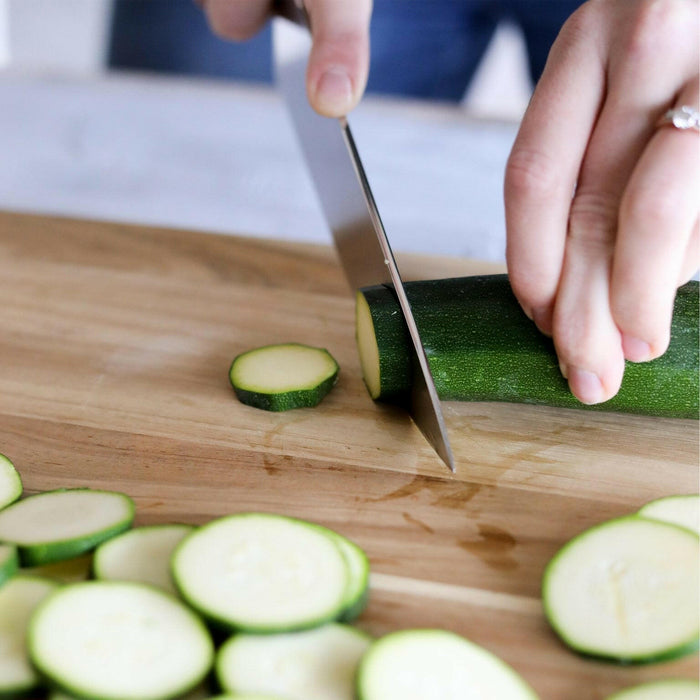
left=657, top=105, right=700, bottom=133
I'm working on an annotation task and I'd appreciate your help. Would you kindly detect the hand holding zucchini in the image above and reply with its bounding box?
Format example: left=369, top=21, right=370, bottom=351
left=356, top=276, right=698, bottom=418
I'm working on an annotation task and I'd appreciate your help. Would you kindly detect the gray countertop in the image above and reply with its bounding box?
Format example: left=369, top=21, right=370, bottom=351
left=0, top=71, right=518, bottom=261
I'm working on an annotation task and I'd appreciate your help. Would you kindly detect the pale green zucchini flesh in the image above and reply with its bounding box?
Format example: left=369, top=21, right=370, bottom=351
left=229, top=343, right=339, bottom=411
left=605, top=679, right=700, bottom=700
left=638, top=494, right=699, bottom=534
left=172, top=513, right=351, bottom=633
left=356, top=276, right=699, bottom=418
left=28, top=581, right=214, bottom=700
left=542, top=515, right=699, bottom=663
left=0, top=575, right=60, bottom=697
left=0, top=488, right=135, bottom=566
left=93, top=523, right=194, bottom=596
left=0, top=453, right=22, bottom=510
left=356, top=628, right=538, bottom=699
left=216, top=623, right=372, bottom=700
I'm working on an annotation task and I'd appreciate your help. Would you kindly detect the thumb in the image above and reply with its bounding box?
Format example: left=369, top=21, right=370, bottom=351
left=304, top=0, right=372, bottom=117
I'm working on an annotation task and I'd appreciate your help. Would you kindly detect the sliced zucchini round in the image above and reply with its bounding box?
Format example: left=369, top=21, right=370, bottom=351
left=0, top=453, right=22, bottom=510
left=216, top=623, right=372, bottom=699
left=28, top=580, right=214, bottom=700
left=356, top=628, right=538, bottom=699
left=543, top=515, right=699, bottom=663
left=606, top=679, right=700, bottom=699
left=0, top=574, right=60, bottom=697
left=229, top=343, right=339, bottom=411
left=331, top=531, right=370, bottom=622
left=93, top=523, right=194, bottom=595
left=0, top=488, right=135, bottom=566
left=638, top=494, right=699, bottom=535
left=172, top=513, right=350, bottom=633
left=0, top=543, right=18, bottom=586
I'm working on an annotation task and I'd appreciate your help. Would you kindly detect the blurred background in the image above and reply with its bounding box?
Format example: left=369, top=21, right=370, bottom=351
left=0, top=1, right=575, bottom=261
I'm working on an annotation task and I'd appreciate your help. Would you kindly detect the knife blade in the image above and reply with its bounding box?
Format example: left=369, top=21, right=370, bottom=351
left=273, top=4, right=455, bottom=472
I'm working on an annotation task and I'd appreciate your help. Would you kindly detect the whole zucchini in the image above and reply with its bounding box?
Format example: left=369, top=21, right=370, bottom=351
left=355, top=275, right=698, bottom=419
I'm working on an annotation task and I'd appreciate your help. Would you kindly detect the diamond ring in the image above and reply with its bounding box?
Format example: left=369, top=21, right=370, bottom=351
left=657, top=106, right=700, bottom=133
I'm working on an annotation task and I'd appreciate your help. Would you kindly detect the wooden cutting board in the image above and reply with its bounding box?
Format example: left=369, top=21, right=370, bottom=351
left=0, top=211, right=697, bottom=698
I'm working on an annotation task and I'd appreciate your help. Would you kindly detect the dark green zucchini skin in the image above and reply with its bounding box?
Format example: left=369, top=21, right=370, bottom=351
left=358, top=275, right=698, bottom=419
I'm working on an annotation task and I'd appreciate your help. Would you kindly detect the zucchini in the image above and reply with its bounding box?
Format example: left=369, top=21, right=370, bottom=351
left=606, top=679, right=700, bottom=700
left=93, top=523, right=194, bottom=596
left=331, top=531, right=370, bottom=622
left=229, top=343, right=339, bottom=411
left=356, top=628, right=538, bottom=699
left=23, top=553, right=94, bottom=583
left=0, top=574, right=59, bottom=697
left=0, top=543, right=18, bottom=586
left=542, top=515, right=699, bottom=663
left=0, top=488, right=135, bottom=566
left=0, top=453, right=22, bottom=510
left=216, top=623, right=372, bottom=700
left=356, top=276, right=699, bottom=418
left=638, top=494, right=699, bottom=535
left=172, top=513, right=351, bottom=633
left=28, top=580, right=214, bottom=700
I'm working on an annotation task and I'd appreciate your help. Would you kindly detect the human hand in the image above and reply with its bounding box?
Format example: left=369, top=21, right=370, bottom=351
left=200, top=0, right=372, bottom=117
left=505, top=0, right=699, bottom=405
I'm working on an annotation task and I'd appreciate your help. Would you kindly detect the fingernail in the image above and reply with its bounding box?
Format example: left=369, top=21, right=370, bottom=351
left=314, top=67, right=353, bottom=115
left=559, top=361, right=568, bottom=379
left=532, top=307, right=553, bottom=337
left=621, top=334, right=652, bottom=363
left=568, top=367, right=605, bottom=405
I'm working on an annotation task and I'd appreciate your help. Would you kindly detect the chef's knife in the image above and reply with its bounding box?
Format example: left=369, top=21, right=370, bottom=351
left=273, top=2, right=455, bottom=472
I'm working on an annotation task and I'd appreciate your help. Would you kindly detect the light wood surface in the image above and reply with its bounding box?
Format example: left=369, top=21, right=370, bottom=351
left=0, top=211, right=697, bottom=699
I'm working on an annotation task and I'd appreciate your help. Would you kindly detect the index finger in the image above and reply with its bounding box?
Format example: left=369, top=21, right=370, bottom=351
left=504, top=3, right=606, bottom=333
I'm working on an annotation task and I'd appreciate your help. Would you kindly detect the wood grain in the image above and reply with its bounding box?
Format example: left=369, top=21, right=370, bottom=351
left=0, top=211, right=697, bottom=699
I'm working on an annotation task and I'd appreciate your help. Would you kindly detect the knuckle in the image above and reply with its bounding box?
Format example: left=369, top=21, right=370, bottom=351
left=505, top=148, right=564, bottom=204
left=568, top=191, right=618, bottom=245
left=625, top=0, right=688, bottom=59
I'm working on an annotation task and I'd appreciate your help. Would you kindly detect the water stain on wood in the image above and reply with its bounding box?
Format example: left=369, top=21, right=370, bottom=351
left=458, top=523, right=518, bottom=571
left=402, top=511, right=435, bottom=534
left=369, top=474, right=482, bottom=509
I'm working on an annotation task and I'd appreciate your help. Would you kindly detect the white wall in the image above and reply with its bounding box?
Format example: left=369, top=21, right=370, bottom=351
left=0, top=1, right=9, bottom=68
left=5, top=0, right=111, bottom=74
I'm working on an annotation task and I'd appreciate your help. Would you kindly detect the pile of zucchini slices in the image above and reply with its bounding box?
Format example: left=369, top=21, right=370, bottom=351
left=0, top=452, right=697, bottom=700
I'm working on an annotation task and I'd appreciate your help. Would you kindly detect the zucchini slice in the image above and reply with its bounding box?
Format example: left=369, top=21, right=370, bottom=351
left=356, top=276, right=699, bottom=418
left=606, top=679, right=700, bottom=699
left=0, top=574, right=59, bottom=697
left=356, top=628, right=538, bottom=699
left=216, top=623, right=372, bottom=700
left=0, top=543, right=18, bottom=586
left=331, top=531, right=370, bottom=622
left=172, top=513, right=351, bottom=633
left=0, top=453, right=22, bottom=510
left=638, top=494, right=699, bottom=535
left=28, top=581, right=214, bottom=700
left=93, top=523, right=194, bottom=595
left=543, top=516, right=699, bottom=663
left=0, top=488, right=135, bottom=566
left=229, top=343, right=339, bottom=411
